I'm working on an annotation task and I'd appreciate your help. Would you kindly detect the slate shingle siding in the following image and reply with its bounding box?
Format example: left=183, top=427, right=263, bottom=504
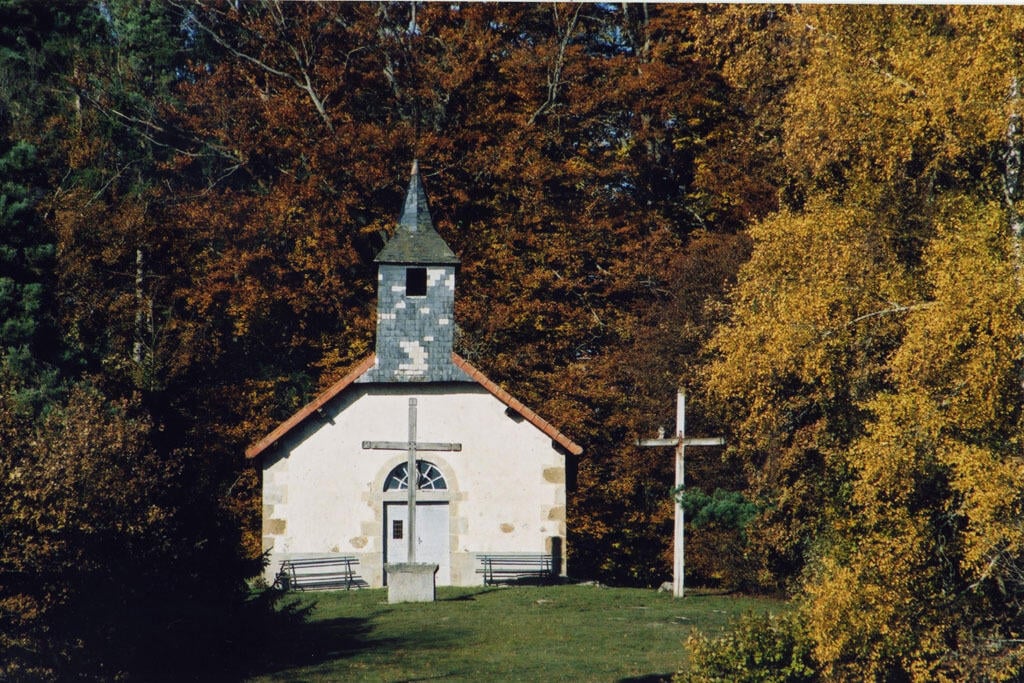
left=363, top=263, right=470, bottom=382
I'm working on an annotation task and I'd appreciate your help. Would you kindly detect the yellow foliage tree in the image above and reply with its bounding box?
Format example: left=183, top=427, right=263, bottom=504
left=698, top=6, right=1024, bottom=679
left=804, top=201, right=1024, bottom=680
left=706, top=198, right=915, bottom=588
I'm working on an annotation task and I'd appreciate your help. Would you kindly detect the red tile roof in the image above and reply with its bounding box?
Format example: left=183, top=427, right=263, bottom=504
left=245, top=354, right=377, bottom=459
left=245, top=353, right=583, bottom=459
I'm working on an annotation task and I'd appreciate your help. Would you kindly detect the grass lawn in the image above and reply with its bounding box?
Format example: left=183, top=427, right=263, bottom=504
left=246, top=584, right=785, bottom=682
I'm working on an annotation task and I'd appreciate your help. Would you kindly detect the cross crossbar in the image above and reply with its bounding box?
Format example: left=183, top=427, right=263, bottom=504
left=363, top=440, right=462, bottom=452
left=684, top=437, right=725, bottom=447
left=636, top=437, right=679, bottom=447
left=636, top=437, right=725, bottom=448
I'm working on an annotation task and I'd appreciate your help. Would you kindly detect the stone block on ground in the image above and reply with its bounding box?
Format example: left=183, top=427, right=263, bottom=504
left=386, top=563, right=438, bottom=603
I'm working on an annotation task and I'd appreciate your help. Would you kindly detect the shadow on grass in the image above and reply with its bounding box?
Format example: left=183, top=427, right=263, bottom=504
left=617, top=674, right=675, bottom=683
left=249, top=614, right=388, bottom=677
left=437, top=587, right=502, bottom=601
left=246, top=601, right=472, bottom=681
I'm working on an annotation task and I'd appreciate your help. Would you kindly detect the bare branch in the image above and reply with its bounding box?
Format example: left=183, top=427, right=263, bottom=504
left=179, top=1, right=334, bottom=131
left=90, top=99, right=166, bottom=134
left=80, top=90, right=240, bottom=171
left=817, top=301, right=938, bottom=339
left=529, top=3, right=582, bottom=126
left=86, top=162, right=135, bottom=207
left=848, top=301, right=937, bottom=326
left=1005, top=77, right=1024, bottom=267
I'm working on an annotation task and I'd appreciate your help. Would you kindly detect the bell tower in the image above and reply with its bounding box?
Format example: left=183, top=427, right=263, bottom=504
left=360, top=161, right=471, bottom=383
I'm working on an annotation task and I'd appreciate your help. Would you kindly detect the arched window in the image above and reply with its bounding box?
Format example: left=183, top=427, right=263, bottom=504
left=383, top=460, right=447, bottom=491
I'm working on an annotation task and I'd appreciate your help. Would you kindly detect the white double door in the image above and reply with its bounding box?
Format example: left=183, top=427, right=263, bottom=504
left=385, top=502, right=450, bottom=584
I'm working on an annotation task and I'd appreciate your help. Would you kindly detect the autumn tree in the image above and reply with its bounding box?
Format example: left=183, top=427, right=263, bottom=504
left=695, top=5, right=1024, bottom=679
left=0, top=376, right=281, bottom=680
left=706, top=200, right=915, bottom=588
left=705, top=3, right=1024, bottom=586
left=144, top=2, right=762, bottom=583
left=50, top=0, right=199, bottom=393
left=0, top=4, right=283, bottom=679
left=804, top=199, right=1024, bottom=680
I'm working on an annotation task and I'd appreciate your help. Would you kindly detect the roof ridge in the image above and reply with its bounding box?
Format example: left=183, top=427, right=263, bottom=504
left=245, top=353, right=583, bottom=460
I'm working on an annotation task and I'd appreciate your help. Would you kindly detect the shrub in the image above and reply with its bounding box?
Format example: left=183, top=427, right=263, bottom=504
left=677, top=611, right=818, bottom=683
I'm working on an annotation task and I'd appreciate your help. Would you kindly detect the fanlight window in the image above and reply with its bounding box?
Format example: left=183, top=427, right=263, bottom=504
left=384, top=460, right=447, bottom=491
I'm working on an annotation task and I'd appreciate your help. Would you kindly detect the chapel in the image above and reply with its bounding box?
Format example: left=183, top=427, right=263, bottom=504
left=246, top=162, right=582, bottom=587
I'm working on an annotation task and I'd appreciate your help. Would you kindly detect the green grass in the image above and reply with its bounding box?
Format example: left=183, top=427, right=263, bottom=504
left=247, top=584, right=786, bottom=682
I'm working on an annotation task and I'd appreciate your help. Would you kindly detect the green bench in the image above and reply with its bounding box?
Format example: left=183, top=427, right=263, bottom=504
left=276, top=556, right=365, bottom=591
left=477, top=553, right=555, bottom=585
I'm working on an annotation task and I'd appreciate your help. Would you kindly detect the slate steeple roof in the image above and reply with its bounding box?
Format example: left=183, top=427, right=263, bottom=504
left=375, top=160, right=459, bottom=265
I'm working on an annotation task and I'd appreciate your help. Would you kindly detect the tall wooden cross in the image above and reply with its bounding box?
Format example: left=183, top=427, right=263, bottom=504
left=637, top=389, right=724, bottom=598
left=362, top=398, right=461, bottom=563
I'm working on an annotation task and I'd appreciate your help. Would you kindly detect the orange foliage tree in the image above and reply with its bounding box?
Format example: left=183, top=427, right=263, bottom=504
left=132, top=2, right=769, bottom=584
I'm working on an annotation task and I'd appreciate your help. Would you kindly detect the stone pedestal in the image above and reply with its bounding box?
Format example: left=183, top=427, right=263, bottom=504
left=385, top=563, right=438, bottom=603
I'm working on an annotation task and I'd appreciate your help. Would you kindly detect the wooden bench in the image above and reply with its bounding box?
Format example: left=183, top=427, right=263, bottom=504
left=477, top=553, right=555, bottom=585
left=275, top=556, right=365, bottom=591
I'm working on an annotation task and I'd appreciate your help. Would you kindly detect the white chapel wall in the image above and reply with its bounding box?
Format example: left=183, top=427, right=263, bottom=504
left=261, top=382, right=567, bottom=587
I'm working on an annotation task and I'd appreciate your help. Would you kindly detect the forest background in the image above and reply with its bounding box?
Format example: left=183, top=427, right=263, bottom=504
left=0, top=2, right=1022, bottom=681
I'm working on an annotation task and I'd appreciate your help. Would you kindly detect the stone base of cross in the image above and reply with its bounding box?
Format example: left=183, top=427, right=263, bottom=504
left=637, top=389, right=724, bottom=598
left=384, top=562, right=438, bottom=603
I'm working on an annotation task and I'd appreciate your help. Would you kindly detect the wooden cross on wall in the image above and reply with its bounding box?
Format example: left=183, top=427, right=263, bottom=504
left=637, top=389, right=724, bottom=598
left=363, top=398, right=461, bottom=563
